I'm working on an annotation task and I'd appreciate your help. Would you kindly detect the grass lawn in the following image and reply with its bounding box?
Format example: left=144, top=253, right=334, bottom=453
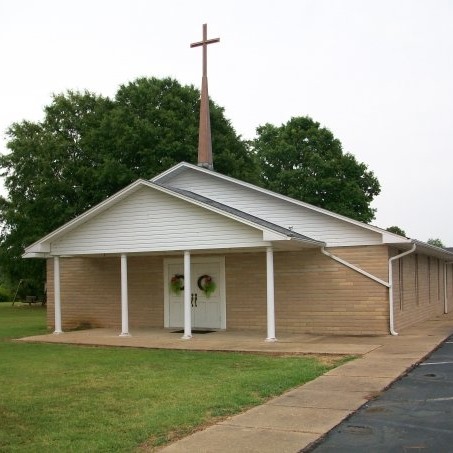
left=0, top=304, right=351, bottom=452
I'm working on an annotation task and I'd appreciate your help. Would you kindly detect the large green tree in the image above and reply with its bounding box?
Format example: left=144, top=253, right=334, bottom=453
left=253, top=116, right=380, bottom=222
left=0, top=77, right=258, bottom=290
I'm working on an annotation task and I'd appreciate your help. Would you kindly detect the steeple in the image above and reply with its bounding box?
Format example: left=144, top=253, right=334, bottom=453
left=190, top=24, right=220, bottom=170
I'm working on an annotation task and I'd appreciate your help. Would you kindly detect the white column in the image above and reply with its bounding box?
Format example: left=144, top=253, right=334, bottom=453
left=265, top=246, right=277, bottom=342
left=120, top=254, right=130, bottom=336
left=182, top=250, right=192, bottom=339
left=53, top=256, right=63, bottom=334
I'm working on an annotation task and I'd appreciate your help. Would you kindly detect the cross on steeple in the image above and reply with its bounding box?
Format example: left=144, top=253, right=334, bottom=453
left=191, top=23, right=220, bottom=170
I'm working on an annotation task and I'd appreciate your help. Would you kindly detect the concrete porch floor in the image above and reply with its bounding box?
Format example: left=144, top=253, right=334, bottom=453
left=17, top=313, right=453, bottom=356
left=19, top=326, right=387, bottom=355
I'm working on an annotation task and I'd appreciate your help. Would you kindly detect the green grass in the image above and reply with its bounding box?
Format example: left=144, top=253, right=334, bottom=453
left=0, top=305, right=350, bottom=452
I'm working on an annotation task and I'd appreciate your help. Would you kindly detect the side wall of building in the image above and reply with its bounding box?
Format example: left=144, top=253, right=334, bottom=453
left=392, top=250, right=451, bottom=331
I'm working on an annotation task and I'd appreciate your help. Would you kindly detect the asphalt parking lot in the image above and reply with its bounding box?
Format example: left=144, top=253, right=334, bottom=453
left=306, top=335, right=453, bottom=452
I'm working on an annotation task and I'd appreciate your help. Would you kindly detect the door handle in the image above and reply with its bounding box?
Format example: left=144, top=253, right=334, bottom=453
left=191, top=293, right=194, bottom=307
left=194, top=293, right=198, bottom=307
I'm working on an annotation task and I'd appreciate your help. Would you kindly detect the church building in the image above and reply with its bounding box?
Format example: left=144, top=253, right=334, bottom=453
left=23, top=25, right=453, bottom=340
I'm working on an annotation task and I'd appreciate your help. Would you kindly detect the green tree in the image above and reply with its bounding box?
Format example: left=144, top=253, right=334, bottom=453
left=386, top=226, right=407, bottom=237
left=0, top=77, right=258, bottom=289
left=427, top=238, right=444, bottom=248
left=0, top=90, right=114, bottom=292
left=253, top=116, right=380, bottom=222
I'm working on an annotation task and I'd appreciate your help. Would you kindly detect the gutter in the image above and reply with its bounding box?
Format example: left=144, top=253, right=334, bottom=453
left=321, top=244, right=417, bottom=337
left=388, top=244, right=416, bottom=336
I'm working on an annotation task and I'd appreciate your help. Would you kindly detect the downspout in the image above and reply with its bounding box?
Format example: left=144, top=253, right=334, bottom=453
left=445, top=262, right=453, bottom=314
left=388, top=244, right=416, bottom=336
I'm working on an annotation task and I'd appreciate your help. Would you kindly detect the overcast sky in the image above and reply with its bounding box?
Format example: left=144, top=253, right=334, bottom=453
left=1, top=0, right=452, bottom=244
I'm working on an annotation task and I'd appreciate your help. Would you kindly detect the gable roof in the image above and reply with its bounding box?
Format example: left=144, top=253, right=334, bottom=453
left=152, top=162, right=410, bottom=246
left=151, top=162, right=453, bottom=260
left=23, top=178, right=323, bottom=257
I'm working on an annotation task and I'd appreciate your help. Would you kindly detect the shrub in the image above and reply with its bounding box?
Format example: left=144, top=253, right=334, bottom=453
left=0, top=285, right=12, bottom=302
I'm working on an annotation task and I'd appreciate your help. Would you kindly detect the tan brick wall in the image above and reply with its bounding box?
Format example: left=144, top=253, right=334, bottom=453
left=391, top=250, right=448, bottom=331
left=47, top=256, right=164, bottom=330
left=47, top=246, right=452, bottom=335
left=226, top=246, right=390, bottom=335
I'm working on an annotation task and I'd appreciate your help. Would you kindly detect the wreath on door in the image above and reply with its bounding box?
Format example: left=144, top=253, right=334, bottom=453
left=197, top=275, right=217, bottom=298
left=170, top=274, right=184, bottom=295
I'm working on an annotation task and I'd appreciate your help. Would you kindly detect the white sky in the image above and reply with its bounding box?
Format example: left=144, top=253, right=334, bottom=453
left=1, top=0, right=452, bottom=245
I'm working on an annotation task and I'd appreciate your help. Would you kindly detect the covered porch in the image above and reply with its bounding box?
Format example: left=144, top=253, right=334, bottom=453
left=48, top=243, right=321, bottom=344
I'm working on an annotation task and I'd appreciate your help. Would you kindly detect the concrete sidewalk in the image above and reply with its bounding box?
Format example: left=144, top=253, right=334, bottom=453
left=159, top=314, right=453, bottom=452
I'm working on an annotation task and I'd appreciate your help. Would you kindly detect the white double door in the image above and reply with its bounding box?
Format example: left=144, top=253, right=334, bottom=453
left=165, top=256, right=225, bottom=329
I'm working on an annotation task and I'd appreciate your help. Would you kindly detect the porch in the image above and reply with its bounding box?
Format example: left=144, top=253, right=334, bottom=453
left=19, top=327, right=384, bottom=355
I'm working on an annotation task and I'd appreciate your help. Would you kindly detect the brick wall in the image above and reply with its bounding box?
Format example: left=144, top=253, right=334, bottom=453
left=47, top=256, right=163, bottom=330
left=392, top=250, right=449, bottom=331
left=226, top=245, right=390, bottom=335
left=46, top=246, right=453, bottom=335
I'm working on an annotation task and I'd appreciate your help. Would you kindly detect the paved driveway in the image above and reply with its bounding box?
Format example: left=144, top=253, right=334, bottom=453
left=307, top=335, right=453, bottom=452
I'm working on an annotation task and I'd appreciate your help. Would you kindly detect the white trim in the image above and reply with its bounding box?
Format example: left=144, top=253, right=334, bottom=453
left=119, top=254, right=130, bottom=336
left=163, top=255, right=226, bottom=330
left=53, top=256, right=63, bottom=334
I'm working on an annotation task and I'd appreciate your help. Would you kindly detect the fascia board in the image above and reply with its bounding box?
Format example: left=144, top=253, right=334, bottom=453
left=22, top=252, right=50, bottom=259
left=262, top=230, right=288, bottom=241
left=150, top=162, right=188, bottom=182
left=381, top=232, right=412, bottom=244
left=25, top=243, right=51, bottom=253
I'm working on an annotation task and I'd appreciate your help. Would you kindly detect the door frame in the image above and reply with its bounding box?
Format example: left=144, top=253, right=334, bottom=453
left=163, top=255, right=226, bottom=329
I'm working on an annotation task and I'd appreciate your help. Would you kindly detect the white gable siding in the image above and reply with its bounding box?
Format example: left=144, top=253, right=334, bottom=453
left=51, top=187, right=266, bottom=255
left=163, top=169, right=382, bottom=246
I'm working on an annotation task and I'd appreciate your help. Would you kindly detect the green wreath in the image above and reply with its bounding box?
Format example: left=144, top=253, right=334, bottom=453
left=197, top=275, right=217, bottom=298
left=170, top=274, right=184, bottom=295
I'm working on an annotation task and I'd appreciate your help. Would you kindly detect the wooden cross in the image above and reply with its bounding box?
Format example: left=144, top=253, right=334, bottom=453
left=190, top=24, right=220, bottom=78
